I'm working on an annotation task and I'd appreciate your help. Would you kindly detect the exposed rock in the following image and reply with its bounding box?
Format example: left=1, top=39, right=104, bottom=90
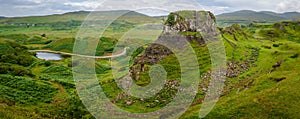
left=272, top=60, right=283, bottom=69
left=164, top=11, right=216, bottom=35
left=125, top=100, right=134, bottom=106
left=226, top=48, right=259, bottom=78
left=222, top=24, right=249, bottom=40
left=270, top=77, right=286, bottom=82
left=130, top=10, right=216, bottom=81
left=130, top=43, right=173, bottom=81
left=274, top=23, right=286, bottom=31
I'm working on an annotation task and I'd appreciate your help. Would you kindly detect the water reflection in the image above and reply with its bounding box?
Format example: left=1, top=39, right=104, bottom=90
left=36, top=52, right=62, bottom=60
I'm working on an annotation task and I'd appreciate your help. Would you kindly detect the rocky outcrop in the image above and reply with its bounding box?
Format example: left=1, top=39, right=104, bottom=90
left=130, top=43, right=173, bottom=80
left=130, top=11, right=216, bottom=81
left=220, top=24, right=249, bottom=41
left=164, top=11, right=216, bottom=33
left=274, top=21, right=300, bottom=31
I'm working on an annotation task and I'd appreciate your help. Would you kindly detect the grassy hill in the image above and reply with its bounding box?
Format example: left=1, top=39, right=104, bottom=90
left=0, top=10, right=156, bottom=24
left=217, top=10, right=300, bottom=21
left=0, top=10, right=161, bottom=53
left=216, top=10, right=300, bottom=27
left=182, top=21, right=300, bottom=118
left=0, top=10, right=160, bottom=38
left=0, top=11, right=300, bottom=118
left=217, top=10, right=284, bottom=21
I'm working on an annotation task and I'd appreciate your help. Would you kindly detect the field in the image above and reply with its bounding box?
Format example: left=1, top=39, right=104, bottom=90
left=0, top=10, right=300, bottom=118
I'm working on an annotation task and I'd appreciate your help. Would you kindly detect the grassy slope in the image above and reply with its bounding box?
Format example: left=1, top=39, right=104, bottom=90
left=216, top=10, right=300, bottom=27
left=0, top=11, right=160, bottom=118
left=0, top=10, right=160, bottom=40
left=0, top=11, right=299, bottom=118
left=0, top=11, right=160, bottom=53
left=182, top=22, right=300, bottom=118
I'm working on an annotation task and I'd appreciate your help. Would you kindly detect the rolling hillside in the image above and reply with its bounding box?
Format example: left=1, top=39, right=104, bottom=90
left=216, top=10, right=300, bottom=27
left=0, top=10, right=300, bottom=118
left=0, top=10, right=159, bottom=25
left=216, top=10, right=300, bottom=21
left=0, top=10, right=160, bottom=41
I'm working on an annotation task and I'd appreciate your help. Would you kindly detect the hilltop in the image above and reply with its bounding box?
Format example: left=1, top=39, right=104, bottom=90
left=0, top=10, right=160, bottom=41
left=0, top=10, right=156, bottom=24
left=217, top=10, right=300, bottom=21
left=123, top=10, right=300, bottom=118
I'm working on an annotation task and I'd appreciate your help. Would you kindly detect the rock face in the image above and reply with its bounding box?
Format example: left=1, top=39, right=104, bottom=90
left=164, top=11, right=216, bottom=34
left=130, top=11, right=216, bottom=81
left=130, top=43, right=173, bottom=80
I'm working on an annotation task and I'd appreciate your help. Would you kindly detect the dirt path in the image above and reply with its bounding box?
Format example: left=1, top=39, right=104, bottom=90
left=52, top=82, right=67, bottom=104
left=29, top=48, right=128, bottom=59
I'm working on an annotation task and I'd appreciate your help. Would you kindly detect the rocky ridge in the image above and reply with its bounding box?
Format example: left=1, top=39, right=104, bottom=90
left=130, top=11, right=216, bottom=81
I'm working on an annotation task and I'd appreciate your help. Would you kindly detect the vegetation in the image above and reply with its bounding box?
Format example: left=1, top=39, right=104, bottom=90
left=216, top=10, right=300, bottom=27
left=0, top=10, right=299, bottom=118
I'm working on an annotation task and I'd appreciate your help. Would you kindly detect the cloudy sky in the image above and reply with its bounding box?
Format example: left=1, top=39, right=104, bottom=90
left=0, top=0, right=299, bottom=17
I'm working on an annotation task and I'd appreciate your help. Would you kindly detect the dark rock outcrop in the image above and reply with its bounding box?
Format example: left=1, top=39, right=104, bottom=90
left=130, top=43, right=173, bottom=80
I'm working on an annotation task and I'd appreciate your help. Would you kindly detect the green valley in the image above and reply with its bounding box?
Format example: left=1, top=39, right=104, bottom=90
left=0, top=10, right=299, bottom=119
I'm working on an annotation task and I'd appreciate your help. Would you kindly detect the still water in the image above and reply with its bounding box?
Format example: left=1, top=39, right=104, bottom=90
left=36, top=52, right=62, bottom=60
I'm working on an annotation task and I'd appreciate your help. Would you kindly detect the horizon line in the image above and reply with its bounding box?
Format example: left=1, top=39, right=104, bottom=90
left=1, top=9, right=299, bottom=18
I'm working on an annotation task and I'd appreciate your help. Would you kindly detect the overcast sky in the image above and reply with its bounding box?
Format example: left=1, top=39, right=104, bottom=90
left=0, top=0, right=299, bottom=17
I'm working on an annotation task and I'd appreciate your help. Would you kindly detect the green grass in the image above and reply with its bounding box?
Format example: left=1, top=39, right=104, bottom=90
left=0, top=11, right=300, bottom=118
left=181, top=21, right=300, bottom=118
left=0, top=75, right=57, bottom=104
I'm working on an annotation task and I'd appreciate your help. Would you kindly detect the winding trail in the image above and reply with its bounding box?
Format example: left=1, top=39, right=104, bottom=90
left=29, top=48, right=127, bottom=59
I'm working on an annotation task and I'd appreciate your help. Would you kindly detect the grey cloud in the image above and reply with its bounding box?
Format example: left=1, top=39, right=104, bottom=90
left=96, top=0, right=204, bottom=12
left=0, top=0, right=40, bottom=6
left=0, top=0, right=83, bottom=17
left=277, top=0, right=300, bottom=12
left=0, top=0, right=299, bottom=17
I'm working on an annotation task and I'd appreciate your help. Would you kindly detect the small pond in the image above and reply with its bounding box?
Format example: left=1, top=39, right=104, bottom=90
left=36, top=52, right=63, bottom=60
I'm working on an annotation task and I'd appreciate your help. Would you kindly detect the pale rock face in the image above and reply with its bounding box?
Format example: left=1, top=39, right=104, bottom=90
left=163, top=11, right=216, bottom=34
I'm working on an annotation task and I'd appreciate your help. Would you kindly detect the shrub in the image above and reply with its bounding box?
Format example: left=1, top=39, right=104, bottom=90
left=44, top=61, right=52, bottom=66
left=273, top=44, right=281, bottom=47
left=0, top=34, right=29, bottom=43
left=0, top=63, right=33, bottom=76
left=41, top=34, right=46, bottom=37
left=290, top=54, right=299, bottom=59
left=10, top=66, right=32, bottom=76
left=166, top=13, right=176, bottom=26
left=0, top=75, right=56, bottom=104
left=0, top=54, right=18, bottom=64
left=0, top=43, right=15, bottom=54
left=17, top=55, right=35, bottom=67
left=0, top=41, right=34, bottom=67
left=27, top=36, right=44, bottom=44
left=42, top=65, right=69, bottom=73
left=95, top=63, right=111, bottom=74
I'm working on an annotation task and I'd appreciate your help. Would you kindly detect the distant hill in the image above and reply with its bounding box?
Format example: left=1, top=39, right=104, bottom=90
left=0, top=16, right=5, bottom=19
left=217, top=10, right=300, bottom=21
left=0, top=10, right=158, bottom=25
